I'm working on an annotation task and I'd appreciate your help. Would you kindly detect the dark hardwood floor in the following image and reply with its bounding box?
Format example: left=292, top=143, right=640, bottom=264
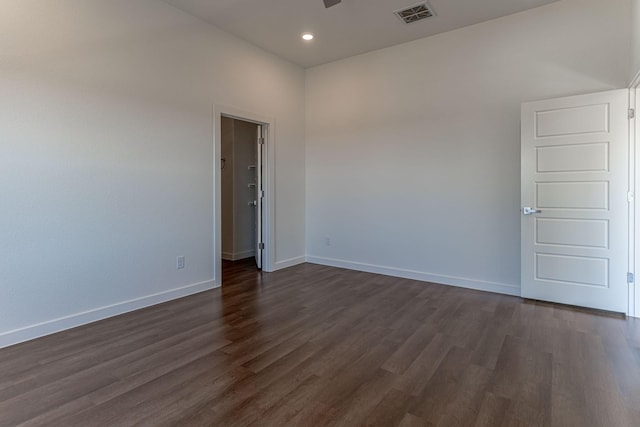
left=2, top=259, right=640, bottom=426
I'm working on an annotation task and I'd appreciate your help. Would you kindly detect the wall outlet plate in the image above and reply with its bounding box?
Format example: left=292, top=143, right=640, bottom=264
left=176, top=256, right=185, bottom=269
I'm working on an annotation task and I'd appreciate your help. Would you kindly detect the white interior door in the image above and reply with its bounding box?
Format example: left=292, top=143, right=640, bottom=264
left=521, top=89, right=629, bottom=313
left=254, top=125, right=264, bottom=270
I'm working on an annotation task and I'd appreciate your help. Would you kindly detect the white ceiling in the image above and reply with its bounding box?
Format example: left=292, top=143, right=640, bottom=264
left=163, top=0, right=559, bottom=68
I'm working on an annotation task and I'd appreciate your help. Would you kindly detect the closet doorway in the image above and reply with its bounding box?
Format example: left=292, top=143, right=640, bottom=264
left=221, top=116, right=264, bottom=270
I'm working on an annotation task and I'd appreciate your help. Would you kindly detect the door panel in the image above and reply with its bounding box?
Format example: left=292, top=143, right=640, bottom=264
left=254, top=125, right=263, bottom=270
left=535, top=253, right=608, bottom=287
left=536, top=218, right=608, bottom=248
left=536, top=142, right=609, bottom=173
left=521, top=89, right=629, bottom=312
left=535, top=103, right=609, bottom=137
left=536, top=181, right=609, bottom=210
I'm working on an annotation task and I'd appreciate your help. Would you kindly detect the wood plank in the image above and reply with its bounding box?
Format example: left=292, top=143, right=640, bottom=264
left=0, top=258, right=638, bottom=426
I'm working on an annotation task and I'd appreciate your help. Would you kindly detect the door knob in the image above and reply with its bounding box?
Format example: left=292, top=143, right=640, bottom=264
left=248, top=201, right=257, bottom=207
left=522, top=207, right=541, bottom=215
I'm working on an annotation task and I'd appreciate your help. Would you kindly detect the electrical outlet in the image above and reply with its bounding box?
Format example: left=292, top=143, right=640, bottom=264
left=324, top=237, right=331, bottom=246
left=176, top=255, right=185, bottom=269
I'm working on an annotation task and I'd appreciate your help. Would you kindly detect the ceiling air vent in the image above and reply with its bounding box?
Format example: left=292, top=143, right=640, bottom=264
left=394, top=2, right=435, bottom=24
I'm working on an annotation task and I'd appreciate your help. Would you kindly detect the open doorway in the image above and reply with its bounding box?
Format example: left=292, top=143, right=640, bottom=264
left=214, top=106, right=273, bottom=286
left=221, top=116, right=264, bottom=271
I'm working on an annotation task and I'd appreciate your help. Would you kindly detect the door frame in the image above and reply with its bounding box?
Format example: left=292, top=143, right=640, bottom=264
left=213, top=105, right=275, bottom=285
left=631, top=72, right=640, bottom=317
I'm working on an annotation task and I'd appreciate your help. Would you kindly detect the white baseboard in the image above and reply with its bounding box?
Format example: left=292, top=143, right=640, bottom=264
left=0, top=279, right=218, bottom=349
left=0, top=256, right=520, bottom=349
left=306, top=256, right=520, bottom=297
left=271, top=256, right=307, bottom=271
left=222, top=250, right=255, bottom=261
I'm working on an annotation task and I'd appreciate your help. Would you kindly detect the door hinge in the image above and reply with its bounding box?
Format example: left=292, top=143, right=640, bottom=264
left=260, top=190, right=264, bottom=198
left=258, top=137, right=265, bottom=145
left=258, top=242, right=265, bottom=250
left=628, top=272, right=634, bottom=283
left=630, top=108, right=636, bottom=119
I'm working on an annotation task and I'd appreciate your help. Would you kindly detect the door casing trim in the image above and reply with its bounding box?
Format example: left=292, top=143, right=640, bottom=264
left=213, top=105, right=275, bottom=285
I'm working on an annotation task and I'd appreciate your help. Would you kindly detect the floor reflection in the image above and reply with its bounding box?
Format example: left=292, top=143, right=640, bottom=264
left=220, top=258, right=264, bottom=350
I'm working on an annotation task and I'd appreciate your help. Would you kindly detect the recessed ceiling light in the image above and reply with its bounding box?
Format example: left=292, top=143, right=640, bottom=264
left=302, top=33, right=314, bottom=41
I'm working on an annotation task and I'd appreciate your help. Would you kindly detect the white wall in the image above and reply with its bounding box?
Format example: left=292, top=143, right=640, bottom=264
left=221, top=117, right=235, bottom=258
left=0, top=0, right=305, bottom=347
left=633, top=0, right=640, bottom=81
left=306, top=0, right=631, bottom=294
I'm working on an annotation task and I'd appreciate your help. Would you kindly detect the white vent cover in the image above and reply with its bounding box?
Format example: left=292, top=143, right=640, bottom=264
left=394, top=2, right=435, bottom=24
